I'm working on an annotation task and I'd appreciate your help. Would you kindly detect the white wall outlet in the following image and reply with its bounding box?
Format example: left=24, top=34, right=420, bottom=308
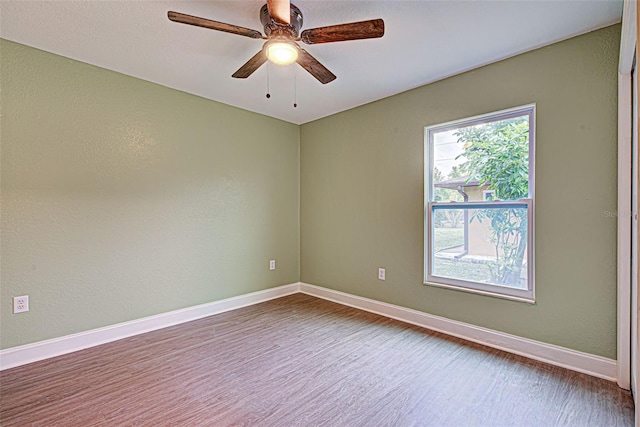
left=269, top=260, right=276, bottom=271
left=13, top=295, right=29, bottom=313
left=378, top=268, right=386, bottom=281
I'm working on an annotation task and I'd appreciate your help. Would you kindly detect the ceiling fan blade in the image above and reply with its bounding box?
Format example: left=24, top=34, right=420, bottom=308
left=168, top=11, right=263, bottom=39
left=267, top=0, right=291, bottom=24
left=232, top=50, right=268, bottom=79
left=301, top=19, right=385, bottom=45
left=296, top=49, right=336, bottom=84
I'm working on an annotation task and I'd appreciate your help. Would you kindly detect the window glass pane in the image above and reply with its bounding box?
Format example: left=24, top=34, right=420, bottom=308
left=431, top=114, right=529, bottom=202
left=431, top=205, right=528, bottom=290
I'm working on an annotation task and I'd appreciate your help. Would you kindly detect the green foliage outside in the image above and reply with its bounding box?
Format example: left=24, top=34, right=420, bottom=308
left=454, top=116, right=529, bottom=286
left=456, top=118, right=529, bottom=201
left=432, top=167, right=463, bottom=227
left=433, top=227, right=464, bottom=252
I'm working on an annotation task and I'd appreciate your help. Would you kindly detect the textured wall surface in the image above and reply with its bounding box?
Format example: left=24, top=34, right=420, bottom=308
left=1, top=25, right=622, bottom=359
left=300, top=25, right=620, bottom=359
left=1, top=40, right=300, bottom=349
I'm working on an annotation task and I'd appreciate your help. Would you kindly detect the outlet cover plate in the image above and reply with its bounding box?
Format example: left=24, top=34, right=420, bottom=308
left=13, top=295, right=29, bottom=313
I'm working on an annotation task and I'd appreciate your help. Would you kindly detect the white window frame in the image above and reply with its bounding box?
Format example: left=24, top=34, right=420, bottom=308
left=424, top=104, right=535, bottom=303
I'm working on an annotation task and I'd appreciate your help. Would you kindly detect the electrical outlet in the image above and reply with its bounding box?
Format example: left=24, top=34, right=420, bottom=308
left=269, top=260, right=276, bottom=271
left=378, top=268, right=386, bottom=281
left=13, top=295, right=29, bottom=314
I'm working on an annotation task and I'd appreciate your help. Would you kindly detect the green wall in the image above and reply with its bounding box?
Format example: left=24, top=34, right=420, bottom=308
left=1, top=25, right=621, bottom=359
left=0, top=39, right=300, bottom=349
left=300, top=25, right=620, bottom=359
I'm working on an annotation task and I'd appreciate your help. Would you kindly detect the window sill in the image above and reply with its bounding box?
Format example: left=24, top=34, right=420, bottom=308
left=424, top=281, right=536, bottom=304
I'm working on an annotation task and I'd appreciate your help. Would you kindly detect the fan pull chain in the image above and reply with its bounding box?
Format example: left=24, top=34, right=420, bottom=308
left=293, top=66, right=297, bottom=108
left=266, top=62, right=271, bottom=99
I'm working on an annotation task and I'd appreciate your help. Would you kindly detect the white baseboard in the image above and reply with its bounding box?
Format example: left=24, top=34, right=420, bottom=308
left=300, top=283, right=617, bottom=382
left=1, top=281, right=618, bottom=383
left=0, top=283, right=300, bottom=371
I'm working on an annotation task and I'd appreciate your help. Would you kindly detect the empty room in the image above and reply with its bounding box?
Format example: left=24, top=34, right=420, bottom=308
left=1, top=1, right=639, bottom=426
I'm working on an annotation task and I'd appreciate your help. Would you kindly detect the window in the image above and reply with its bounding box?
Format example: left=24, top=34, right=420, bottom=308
left=482, top=190, right=495, bottom=202
left=424, top=105, right=535, bottom=302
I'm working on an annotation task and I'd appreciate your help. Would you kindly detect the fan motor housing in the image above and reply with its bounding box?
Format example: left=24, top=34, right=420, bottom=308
left=260, top=3, right=303, bottom=38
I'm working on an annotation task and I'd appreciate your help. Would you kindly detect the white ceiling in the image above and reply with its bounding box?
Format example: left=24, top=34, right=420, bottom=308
left=0, top=1, right=623, bottom=124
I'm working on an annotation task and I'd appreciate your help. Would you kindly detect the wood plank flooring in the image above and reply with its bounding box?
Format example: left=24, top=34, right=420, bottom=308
left=0, top=293, right=634, bottom=426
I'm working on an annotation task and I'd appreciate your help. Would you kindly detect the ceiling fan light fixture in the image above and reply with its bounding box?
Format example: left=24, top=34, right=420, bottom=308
left=265, top=40, right=299, bottom=66
left=169, top=4, right=384, bottom=84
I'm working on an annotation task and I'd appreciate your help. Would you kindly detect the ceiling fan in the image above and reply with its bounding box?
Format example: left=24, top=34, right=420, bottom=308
left=168, top=0, right=385, bottom=84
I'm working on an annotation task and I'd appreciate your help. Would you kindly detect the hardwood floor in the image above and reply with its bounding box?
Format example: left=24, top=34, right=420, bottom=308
left=0, top=293, right=634, bottom=426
